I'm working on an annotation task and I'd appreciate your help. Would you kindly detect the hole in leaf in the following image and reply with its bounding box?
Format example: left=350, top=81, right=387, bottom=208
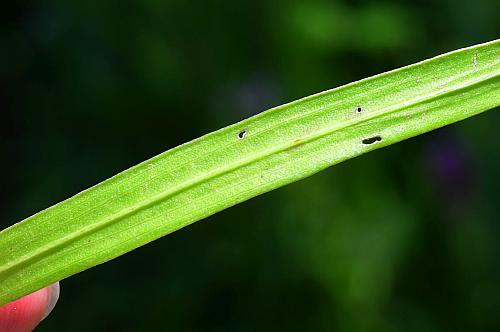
left=237, top=130, right=247, bottom=139
left=355, top=106, right=364, bottom=113
left=362, top=136, right=382, bottom=145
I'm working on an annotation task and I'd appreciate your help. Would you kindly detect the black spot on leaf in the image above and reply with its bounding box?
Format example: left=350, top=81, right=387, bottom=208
left=237, top=130, right=247, bottom=139
left=362, top=136, right=382, bottom=145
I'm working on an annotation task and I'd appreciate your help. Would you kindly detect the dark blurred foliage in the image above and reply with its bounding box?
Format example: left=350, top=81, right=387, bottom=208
left=1, top=0, right=499, bottom=331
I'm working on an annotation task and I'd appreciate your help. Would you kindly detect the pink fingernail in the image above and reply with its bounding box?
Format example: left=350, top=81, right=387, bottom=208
left=42, top=282, right=60, bottom=321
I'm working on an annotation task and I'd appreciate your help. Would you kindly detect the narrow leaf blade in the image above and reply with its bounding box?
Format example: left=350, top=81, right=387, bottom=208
left=1, top=39, right=499, bottom=305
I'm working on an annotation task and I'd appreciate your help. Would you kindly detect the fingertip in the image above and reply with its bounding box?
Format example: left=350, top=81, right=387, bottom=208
left=0, top=283, right=60, bottom=332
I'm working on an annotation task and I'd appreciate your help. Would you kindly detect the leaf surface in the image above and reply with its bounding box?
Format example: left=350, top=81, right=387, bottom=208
left=1, top=39, right=499, bottom=305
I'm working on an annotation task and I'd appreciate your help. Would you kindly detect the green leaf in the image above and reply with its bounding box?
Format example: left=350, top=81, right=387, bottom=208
left=1, top=40, right=499, bottom=305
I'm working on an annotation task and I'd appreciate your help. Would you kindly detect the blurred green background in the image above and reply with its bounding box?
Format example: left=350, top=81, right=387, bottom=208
left=1, top=0, right=499, bottom=331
